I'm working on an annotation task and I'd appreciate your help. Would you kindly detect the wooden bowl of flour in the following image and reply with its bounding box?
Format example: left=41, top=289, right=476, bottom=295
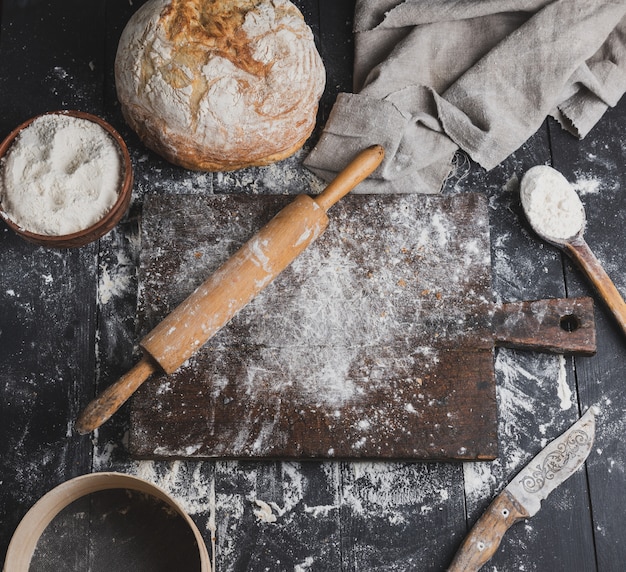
left=0, top=110, right=133, bottom=248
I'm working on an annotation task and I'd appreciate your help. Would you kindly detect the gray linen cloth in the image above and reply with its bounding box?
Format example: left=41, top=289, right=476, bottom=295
left=304, top=0, right=626, bottom=193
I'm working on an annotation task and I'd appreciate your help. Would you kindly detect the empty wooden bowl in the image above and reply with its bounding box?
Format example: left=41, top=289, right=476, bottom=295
left=0, top=110, right=133, bottom=248
left=3, top=472, right=211, bottom=572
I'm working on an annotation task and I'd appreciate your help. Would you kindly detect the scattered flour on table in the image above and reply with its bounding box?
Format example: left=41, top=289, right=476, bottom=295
left=98, top=250, right=134, bottom=305
left=92, top=440, right=118, bottom=467
left=572, top=175, right=601, bottom=195
left=341, top=462, right=454, bottom=525
left=589, top=395, right=626, bottom=477
left=462, top=462, right=498, bottom=509
left=464, top=350, right=572, bottom=509
left=214, top=149, right=323, bottom=195
left=0, top=114, right=122, bottom=235
left=253, top=499, right=280, bottom=523
left=130, top=460, right=213, bottom=516
left=145, top=194, right=480, bottom=416
left=520, top=165, right=585, bottom=241
left=556, top=354, right=572, bottom=410
left=294, top=556, right=315, bottom=572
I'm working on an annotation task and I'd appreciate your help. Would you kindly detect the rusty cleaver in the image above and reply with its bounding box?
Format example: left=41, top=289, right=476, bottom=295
left=448, top=406, right=598, bottom=571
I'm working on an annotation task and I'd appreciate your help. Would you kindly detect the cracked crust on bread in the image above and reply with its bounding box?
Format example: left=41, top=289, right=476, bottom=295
left=115, top=0, right=326, bottom=171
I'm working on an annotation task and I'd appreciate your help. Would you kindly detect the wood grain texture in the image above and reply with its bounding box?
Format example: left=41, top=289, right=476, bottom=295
left=139, top=151, right=380, bottom=375
left=448, top=125, right=597, bottom=572
left=130, top=192, right=499, bottom=460
left=492, top=297, right=596, bottom=355
left=550, top=97, right=626, bottom=570
left=3, top=0, right=625, bottom=570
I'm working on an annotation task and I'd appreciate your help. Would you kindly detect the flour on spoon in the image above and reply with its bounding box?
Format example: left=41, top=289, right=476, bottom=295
left=520, top=165, right=585, bottom=242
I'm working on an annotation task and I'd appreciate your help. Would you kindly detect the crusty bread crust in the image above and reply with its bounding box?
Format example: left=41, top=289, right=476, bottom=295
left=115, top=0, right=325, bottom=171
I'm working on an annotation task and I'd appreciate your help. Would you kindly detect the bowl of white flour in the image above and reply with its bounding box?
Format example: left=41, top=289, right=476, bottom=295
left=0, top=110, right=133, bottom=248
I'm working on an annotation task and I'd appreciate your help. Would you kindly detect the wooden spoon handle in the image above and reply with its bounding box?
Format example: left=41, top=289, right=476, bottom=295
left=565, top=239, right=626, bottom=337
left=75, top=356, right=157, bottom=435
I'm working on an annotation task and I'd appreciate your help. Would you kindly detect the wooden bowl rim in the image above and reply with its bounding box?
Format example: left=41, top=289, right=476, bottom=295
left=0, top=110, right=134, bottom=248
left=3, top=472, right=211, bottom=572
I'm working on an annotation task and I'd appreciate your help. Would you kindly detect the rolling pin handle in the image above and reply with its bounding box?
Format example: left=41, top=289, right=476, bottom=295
left=313, top=144, right=384, bottom=212
left=75, top=355, right=158, bottom=435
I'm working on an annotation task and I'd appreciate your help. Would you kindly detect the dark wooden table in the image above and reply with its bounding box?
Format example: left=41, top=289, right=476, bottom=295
left=2, top=2, right=626, bottom=570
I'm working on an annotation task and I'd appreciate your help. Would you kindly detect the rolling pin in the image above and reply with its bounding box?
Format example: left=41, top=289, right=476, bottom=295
left=75, top=145, right=385, bottom=434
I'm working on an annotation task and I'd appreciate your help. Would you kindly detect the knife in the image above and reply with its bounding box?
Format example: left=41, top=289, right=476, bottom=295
left=448, top=406, right=598, bottom=572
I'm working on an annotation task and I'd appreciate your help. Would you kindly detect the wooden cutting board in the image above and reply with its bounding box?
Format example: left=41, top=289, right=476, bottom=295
left=129, top=192, right=595, bottom=461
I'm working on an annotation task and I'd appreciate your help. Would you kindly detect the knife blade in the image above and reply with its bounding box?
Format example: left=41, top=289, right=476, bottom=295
left=448, top=406, right=598, bottom=572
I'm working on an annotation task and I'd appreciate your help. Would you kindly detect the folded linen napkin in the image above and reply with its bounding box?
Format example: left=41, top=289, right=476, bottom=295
left=305, top=0, right=626, bottom=193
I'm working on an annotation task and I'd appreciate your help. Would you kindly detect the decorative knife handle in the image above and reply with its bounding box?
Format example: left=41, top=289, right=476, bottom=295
left=448, top=490, right=530, bottom=572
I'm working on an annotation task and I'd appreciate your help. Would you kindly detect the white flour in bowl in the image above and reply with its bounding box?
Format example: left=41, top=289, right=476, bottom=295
left=520, top=165, right=585, bottom=242
left=0, top=114, right=122, bottom=235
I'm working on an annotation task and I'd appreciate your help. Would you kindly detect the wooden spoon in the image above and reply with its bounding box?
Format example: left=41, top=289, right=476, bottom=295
left=521, top=165, right=626, bottom=337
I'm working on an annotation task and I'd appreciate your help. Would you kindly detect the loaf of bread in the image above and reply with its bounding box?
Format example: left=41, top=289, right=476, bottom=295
left=115, top=0, right=326, bottom=171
